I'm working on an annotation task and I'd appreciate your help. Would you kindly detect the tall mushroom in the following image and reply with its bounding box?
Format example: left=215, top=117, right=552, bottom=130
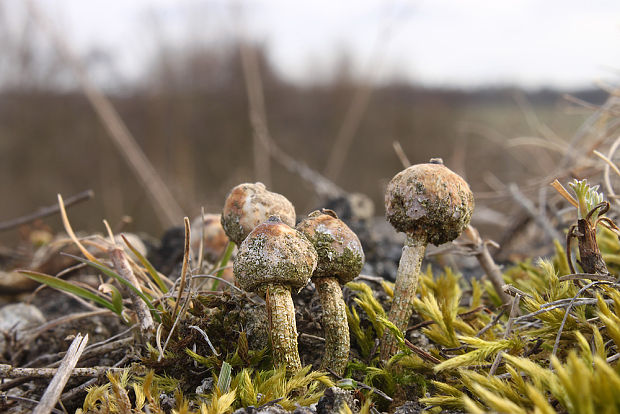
left=296, top=209, right=364, bottom=376
left=380, top=158, right=474, bottom=361
left=221, top=182, right=296, bottom=246
left=234, top=216, right=318, bottom=373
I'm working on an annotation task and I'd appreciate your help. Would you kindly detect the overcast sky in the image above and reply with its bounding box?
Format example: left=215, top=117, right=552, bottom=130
left=23, top=0, right=620, bottom=89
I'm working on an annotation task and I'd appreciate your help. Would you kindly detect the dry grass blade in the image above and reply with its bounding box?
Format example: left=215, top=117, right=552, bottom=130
left=551, top=179, right=579, bottom=208
left=57, top=194, right=99, bottom=263
left=392, top=141, right=411, bottom=169
left=33, top=333, right=88, bottom=414
left=171, top=217, right=191, bottom=321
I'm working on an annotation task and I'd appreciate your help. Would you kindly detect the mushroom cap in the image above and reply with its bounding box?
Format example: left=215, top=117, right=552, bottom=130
left=385, top=160, right=474, bottom=245
left=221, top=182, right=296, bottom=245
left=234, top=216, right=317, bottom=294
left=189, top=214, right=229, bottom=263
left=296, top=209, right=365, bottom=284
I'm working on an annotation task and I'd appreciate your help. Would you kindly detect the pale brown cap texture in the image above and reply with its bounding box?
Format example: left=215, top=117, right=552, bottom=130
left=296, top=209, right=364, bottom=284
left=385, top=162, right=474, bottom=245
left=234, top=216, right=317, bottom=294
left=221, top=182, right=296, bottom=245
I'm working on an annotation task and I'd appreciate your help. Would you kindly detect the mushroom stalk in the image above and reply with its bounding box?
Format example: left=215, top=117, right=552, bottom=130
left=314, top=276, right=350, bottom=375
left=296, top=209, right=364, bottom=376
left=380, top=159, right=474, bottom=362
left=266, top=284, right=302, bottom=373
left=380, top=231, right=426, bottom=361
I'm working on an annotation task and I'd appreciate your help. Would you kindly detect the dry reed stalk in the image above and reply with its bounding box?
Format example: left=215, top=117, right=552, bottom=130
left=24, top=0, right=183, bottom=227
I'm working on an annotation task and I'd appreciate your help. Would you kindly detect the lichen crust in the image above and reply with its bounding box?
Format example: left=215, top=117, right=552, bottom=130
left=296, top=210, right=364, bottom=283
left=234, top=217, right=317, bottom=293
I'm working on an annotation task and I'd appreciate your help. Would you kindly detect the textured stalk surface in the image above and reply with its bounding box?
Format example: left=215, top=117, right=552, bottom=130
left=380, top=232, right=427, bottom=361
left=266, top=284, right=302, bottom=373
left=314, top=276, right=349, bottom=376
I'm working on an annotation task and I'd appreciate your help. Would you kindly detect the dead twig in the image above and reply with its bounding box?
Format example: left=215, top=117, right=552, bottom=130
left=489, top=294, right=521, bottom=376
left=508, top=183, right=563, bottom=242
left=0, top=364, right=124, bottom=378
left=403, top=339, right=441, bottom=364
left=0, top=395, right=63, bottom=414
left=461, top=226, right=513, bottom=306
left=109, top=247, right=154, bottom=340
left=392, top=141, right=411, bottom=169
left=0, top=190, right=93, bottom=232
left=476, top=308, right=506, bottom=338
left=601, top=135, right=620, bottom=208
left=33, top=333, right=88, bottom=414
left=550, top=280, right=613, bottom=367
left=61, top=354, right=131, bottom=404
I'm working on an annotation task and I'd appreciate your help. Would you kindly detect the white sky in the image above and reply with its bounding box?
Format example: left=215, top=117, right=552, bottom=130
left=21, top=0, right=620, bottom=89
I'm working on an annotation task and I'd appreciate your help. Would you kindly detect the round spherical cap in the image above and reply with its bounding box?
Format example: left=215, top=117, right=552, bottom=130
left=221, top=182, right=296, bottom=245
left=234, top=216, right=317, bottom=294
left=296, top=209, right=365, bottom=284
left=385, top=161, right=474, bottom=245
left=190, top=214, right=229, bottom=263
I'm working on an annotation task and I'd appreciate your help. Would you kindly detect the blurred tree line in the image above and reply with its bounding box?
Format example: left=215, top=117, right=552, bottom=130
left=0, top=4, right=607, bottom=240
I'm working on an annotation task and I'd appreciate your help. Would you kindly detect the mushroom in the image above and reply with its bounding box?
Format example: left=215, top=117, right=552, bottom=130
left=296, top=209, right=364, bottom=376
left=221, top=182, right=296, bottom=246
left=189, top=213, right=229, bottom=263
left=234, top=216, right=318, bottom=373
left=380, top=158, right=474, bottom=361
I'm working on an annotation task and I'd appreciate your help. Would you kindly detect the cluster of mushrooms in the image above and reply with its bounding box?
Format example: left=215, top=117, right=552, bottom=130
left=214, top=159, right=474, bottom=376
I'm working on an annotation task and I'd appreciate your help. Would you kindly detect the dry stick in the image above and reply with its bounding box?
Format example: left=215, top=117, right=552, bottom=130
left=476, top=308, right=506, bottom=338
left=109, top=247, right=154, bottom=339
left=33, top=333, right=88, bottom=414
left=507, top=183, right=563, bottom=242
left=489, top=294, right=521, bottom=376
left=0, top=190, right=93, bottom=232
left=515, top=298, right=611, bottom=324
left=403, top=339, right=441, bottom=364
left=462, top=226, right=512, bottom=307
left=25, top=1, right=182, bottom=227
left=601, top=135, right=620, bottom=208
left=61, top=354, right=130, bottom=404
left=392, top=141, right=411, bottom=169
left=550, top=280, right=613, bottom=368
left=21, top=310, right=110, bottom=345
left=23, top=335, right=133, bottom=369
left=0, top=364, right=124, bottom=378
left=0, top=395, right=63, bottom=414
left=560, top=95, right=620, bottom=167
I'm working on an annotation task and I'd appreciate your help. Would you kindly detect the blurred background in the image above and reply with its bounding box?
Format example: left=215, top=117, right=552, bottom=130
left=1, top=0, right=619, bottom=245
